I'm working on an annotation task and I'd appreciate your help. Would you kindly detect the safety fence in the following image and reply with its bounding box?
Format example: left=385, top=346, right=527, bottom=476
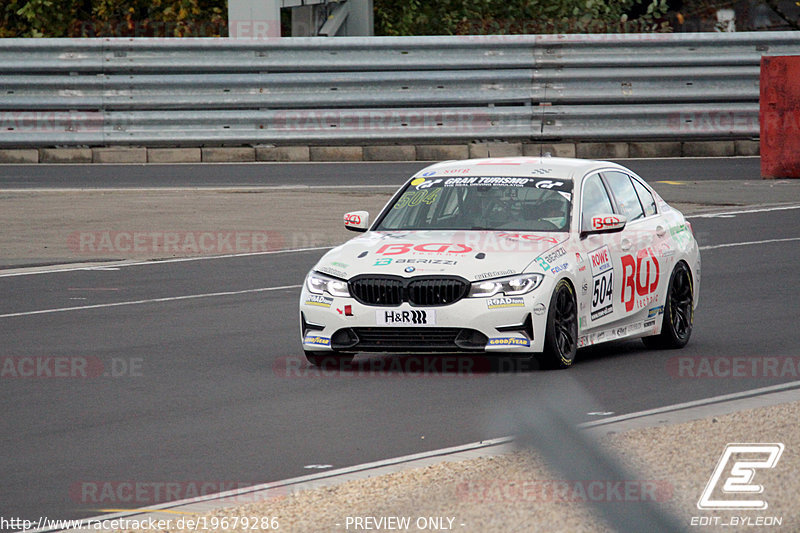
left=1, top=32, right=799, bottom=147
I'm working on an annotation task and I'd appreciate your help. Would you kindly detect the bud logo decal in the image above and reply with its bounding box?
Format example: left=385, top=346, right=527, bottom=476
left=698, top=443, right=784, bottom=510
left=376, top=243, right=473, bottom=256
left=621, top=247, right=660, bottom=312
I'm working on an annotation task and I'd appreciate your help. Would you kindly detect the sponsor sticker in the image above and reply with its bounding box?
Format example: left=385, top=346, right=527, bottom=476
left=534, top=303, right=546, bottom=316
left=377, top=309, right=435, bottom=326
left=304, top=335, right=331, bottom=347
left=488, top=337, right=531, bottom=347
left=304, top=295, right=333, bottom=308
left=589, top=245, right=613, bottom=321
left=474, top=269, right=516, bottom=281
left=647, top=305, right=664, bottom=318
left=487, top=297, right=525, bottom=309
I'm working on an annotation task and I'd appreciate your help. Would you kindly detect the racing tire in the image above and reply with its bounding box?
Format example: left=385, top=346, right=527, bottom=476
left=537, top=279, right=578, bottom=369
left=642, top=262, right=693, bottom=350
left=304, top=351, right=355, bottom=368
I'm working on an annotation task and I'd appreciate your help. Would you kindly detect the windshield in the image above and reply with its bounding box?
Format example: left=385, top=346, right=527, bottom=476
left=376, top=176, right=572, bottom=232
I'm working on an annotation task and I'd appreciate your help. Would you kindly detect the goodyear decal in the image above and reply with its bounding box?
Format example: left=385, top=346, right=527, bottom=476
left=488, top=337, right=530, bottom=347
left=487, top=297, right=525, bottom=309
left=304, top=295, right=333, bottom=308
left=647, top=305, right=665, bottom=318
left=304, top=335, right=331, bottom=347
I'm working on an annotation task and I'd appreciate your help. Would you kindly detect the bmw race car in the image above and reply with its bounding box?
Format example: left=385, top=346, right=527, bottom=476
left=299, top=157, right=700, bottom=369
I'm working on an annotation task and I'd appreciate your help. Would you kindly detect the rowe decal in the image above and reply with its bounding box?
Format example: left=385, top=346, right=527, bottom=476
left=621, top=247, right=660, bottom=312
left=377, top=309, right=435, bottom=326
left=376, top=243, right=473, bottom=256
left=589, top=245, right=613, bottom=321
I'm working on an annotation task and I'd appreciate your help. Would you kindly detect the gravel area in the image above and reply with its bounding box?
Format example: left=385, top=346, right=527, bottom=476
left=113, top=399, right=800, bottom=533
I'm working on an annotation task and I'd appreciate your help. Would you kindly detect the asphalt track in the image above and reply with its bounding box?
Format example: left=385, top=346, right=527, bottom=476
left=0, top=157, right=759, bottom=189
left=1, top=159, right=799, bottom=526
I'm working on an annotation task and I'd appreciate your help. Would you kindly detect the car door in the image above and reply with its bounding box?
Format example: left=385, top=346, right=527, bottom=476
left=601, top=170, right=668, bottom=331
left=577, top=172, right=626, bottom=335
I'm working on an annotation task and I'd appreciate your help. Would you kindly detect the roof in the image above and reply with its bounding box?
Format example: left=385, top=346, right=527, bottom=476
left=413, top=157, right=624, bottom=180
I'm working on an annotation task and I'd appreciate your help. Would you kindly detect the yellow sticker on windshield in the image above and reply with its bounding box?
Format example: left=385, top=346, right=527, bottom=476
left=410, top=178, right=425, bottom=186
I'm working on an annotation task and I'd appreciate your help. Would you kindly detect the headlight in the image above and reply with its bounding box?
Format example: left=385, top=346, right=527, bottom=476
left=468, top=273, right=543, bottom=298
left=306, top=271, right=351, bottom=298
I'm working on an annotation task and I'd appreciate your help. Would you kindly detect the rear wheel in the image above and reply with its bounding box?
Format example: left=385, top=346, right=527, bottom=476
left=643, top=262, right=693, bottom=349
left=538, top=279, right=578, bottom=369
left=304, top=351, right=355, bottom=368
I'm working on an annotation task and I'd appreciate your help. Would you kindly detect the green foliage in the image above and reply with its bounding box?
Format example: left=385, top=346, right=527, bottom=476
left=374, top=0, right=672, bottom=36
left=1, top=0, right=227, bottom=37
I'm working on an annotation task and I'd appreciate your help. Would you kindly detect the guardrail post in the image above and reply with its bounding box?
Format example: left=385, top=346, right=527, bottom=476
left=760, top=55, right=800, bottom=179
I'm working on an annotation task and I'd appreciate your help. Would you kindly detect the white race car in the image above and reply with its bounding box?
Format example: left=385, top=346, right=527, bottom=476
left=300, top=157, right=700, bottom=369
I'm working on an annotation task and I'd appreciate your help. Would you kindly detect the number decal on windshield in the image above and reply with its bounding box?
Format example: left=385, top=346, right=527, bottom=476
left=393, top=189, right=441, bottom=209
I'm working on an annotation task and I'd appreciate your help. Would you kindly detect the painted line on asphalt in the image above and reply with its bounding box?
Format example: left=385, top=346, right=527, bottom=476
left=0, top=246, right=333, bottom=278
left=40, top=379, right=800, bottom=533
left=0, top=285, right=301, bottom=319
left=687, top=203, right=800, bottom=218
left=700, top=236, right=800, bottom=251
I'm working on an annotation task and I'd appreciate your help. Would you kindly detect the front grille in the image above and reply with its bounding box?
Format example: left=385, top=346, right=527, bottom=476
left=337, top=327, right=487, bottom=352
left=349, top=276, right=469, bottom=307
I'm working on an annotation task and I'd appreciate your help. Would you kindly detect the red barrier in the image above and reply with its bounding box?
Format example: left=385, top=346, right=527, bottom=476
left=761, top=56, right=800, bottom=179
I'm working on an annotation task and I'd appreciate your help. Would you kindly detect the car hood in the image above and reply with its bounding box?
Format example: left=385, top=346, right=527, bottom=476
left=312, top=230, right=569, bottom=281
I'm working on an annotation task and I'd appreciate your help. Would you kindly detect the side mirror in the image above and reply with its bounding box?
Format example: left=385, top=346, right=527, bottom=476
left=582, top=213, right=627, bottom=237
left=344, top=211, right=369, bottom=232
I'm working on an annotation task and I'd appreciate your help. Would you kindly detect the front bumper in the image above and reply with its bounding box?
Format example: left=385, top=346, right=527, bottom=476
left=300, top=290, right=549, bottom=353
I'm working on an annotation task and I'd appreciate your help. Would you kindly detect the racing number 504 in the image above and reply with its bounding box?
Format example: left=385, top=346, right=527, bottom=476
left=593, top=272, right=613, bottom=308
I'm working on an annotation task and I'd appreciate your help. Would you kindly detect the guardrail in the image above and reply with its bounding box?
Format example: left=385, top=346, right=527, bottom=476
left=1, top=32, right=799, bottom=147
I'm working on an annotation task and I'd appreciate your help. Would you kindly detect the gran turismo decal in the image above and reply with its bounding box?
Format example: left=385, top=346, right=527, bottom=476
left=589, top=245, right=613, bottom=321
left=412, top=176, right=573, bottom=192
left=376, top=243, right=473, bottom=256
left=487, top=297, right=525, bottom=309
left=488, top=337, right=531, bottom=347
left=304, top=335, right=330, bottom=347
left=304, top=295, right=333, bottom=308
left=621, top=247, right=660, bottom=312
left=377, top=309, right=435, bottom=326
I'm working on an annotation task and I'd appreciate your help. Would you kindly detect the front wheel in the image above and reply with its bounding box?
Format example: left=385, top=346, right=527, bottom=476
left=304, top=351, right=355, bottom=368
left=643, top=262, right=693, bottom=349
left=537, top=279, right=578, bottom=369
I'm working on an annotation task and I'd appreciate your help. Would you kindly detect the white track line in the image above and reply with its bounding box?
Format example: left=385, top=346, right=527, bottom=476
left=0, top=285, right=301, bottom=319
left=688, top=204, right=800, bottom=218
left=0, top=246, right=334, bottom=278
left=700, top=237, right=800, bottom=251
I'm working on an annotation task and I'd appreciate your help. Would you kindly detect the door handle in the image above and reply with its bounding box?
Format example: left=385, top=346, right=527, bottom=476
left=621, top=238, right=632, bottom=251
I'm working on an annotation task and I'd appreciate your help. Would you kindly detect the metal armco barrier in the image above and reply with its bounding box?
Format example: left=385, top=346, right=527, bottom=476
left=761, top=55, right=800, bottom=178
left=1, top=32, right=800, bottom=147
